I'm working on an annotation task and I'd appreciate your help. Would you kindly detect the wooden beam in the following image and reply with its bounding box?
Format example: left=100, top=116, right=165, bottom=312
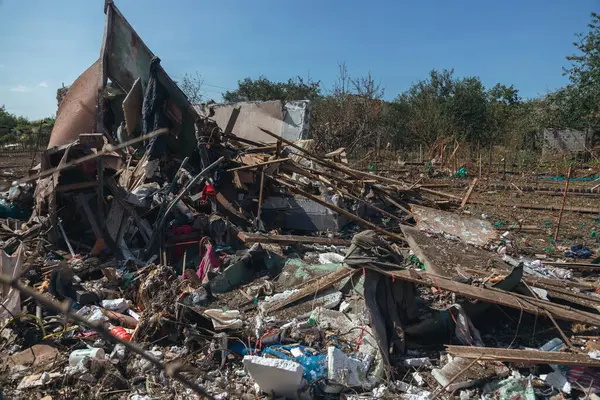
left=541, top=261, right=600, bottom=269
left=256, top=168, right=265, bottom=227
left=446, top=345, right=600, bottom=368
left=554, top=165, right=572, bottom=242
left=258, top=127, right=364, bottom=180
left=261, top=268, right=355, bottom=313
left=237, top=232, right=350, bottom=246
left=420, top=187, right=462, bottom=201
left=377, top=266, right=600, bottom=325
left=460, top=178, right=478, bottom=208
left=226, top=157, right=291, bottom=173
left=13, top=128, right=167, bottom=188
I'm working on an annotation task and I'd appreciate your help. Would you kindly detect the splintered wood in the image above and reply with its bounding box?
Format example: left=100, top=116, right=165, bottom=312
left=261, top=267, right=355, bottom=314
left=446, top=345, right=600, bottom=368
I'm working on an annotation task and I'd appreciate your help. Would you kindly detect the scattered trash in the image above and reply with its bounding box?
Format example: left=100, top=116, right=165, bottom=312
left=1, top=2, right=600, bottom=399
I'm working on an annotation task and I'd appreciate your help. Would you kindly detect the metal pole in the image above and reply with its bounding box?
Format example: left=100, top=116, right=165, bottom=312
left=57, top=218, right=76, bottom=257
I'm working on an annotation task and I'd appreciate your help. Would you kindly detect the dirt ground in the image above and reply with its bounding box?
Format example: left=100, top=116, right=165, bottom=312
left=391, top=165, right=600, bottom=260
left=0, top=151, right=40, bottom=188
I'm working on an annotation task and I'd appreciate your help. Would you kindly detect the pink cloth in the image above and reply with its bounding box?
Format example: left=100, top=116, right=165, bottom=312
left=196, top=242, right=221, bottom=281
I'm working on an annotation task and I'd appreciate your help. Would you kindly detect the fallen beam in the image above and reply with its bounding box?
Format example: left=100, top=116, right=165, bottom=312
left=446, top=345, right=600, bottom=368
left=420, top=187, right=462, bottom=201
left=237, top=232, right=351, bottom=246
left=460, top=178, right=478, bottom=208
left=226, top=157, right=291, bottom=172
left=14, top=128, right=167, bottom=188
left=377, top=267, right=600, bottom=325
left=541, top=261, right=600, bottom=269
left=262, top=267, right=355, bottom=314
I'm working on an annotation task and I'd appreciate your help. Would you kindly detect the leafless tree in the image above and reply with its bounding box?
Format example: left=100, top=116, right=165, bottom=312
left=180, top=72, right=204, bottom=104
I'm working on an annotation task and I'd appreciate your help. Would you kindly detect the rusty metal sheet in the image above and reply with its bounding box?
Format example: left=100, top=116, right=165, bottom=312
left=48, top=60, right=100, bottom=148
left=410, top=204, right=498, bottom=246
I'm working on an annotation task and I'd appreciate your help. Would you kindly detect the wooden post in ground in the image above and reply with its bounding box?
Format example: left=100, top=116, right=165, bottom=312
left=554, top=165, right=572, bottom=243
left=487, top=140, right=493, bottom=179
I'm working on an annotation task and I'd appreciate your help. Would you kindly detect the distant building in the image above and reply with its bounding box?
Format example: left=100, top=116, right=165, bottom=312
left=542, top=128, right=590, bottom=156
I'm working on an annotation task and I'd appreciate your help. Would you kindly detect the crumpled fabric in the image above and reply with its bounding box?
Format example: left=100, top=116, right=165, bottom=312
left=344, top=230, right=417, bottom=364
left=203, top=309, right=242, bottom=330
left=195, top=237, right=221, bottom=283
left=564, top=244, right=593, bottom=259
left=567, top=367, right=600, bottom=393
left=142, top=57, right=170, bottom=160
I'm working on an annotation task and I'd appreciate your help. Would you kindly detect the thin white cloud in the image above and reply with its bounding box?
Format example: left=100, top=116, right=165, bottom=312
left=38, top=81, right=48, bottom=88
left=10, top=85, right=32, bottom=93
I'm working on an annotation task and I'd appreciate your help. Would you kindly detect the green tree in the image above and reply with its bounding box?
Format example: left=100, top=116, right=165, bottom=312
left=222, top=76, right=321, bottom=103
left=392, top=69, right=490, bottom=149
left=0, top=106, right=18, bottom=137
left=544, top=12, right=600, bottom=130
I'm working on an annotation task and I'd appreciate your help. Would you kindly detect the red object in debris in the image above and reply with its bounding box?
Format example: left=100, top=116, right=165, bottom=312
left=199, top=184, right=216, bottom=202
left=110, top=326, right=132, bottom=341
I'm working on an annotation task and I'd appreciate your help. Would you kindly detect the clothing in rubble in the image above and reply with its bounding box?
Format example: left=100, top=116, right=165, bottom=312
left=142, top=57, right=170, bottom=160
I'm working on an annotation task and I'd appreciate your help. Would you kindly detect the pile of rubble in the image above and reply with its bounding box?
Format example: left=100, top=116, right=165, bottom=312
left=2, top=2, right=600, bottom=400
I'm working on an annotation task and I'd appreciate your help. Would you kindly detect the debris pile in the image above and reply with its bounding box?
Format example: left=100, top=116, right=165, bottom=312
left=3, top=2, right=600, bottom=400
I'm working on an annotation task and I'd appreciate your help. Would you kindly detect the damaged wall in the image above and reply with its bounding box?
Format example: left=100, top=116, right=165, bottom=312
left=542, top=128, right=588, bottom=155
left=194, top=100, right=310, bottom=143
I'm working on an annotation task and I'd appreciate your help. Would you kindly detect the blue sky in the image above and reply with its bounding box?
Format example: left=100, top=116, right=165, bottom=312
left=0, top=0, right=596, bottom=119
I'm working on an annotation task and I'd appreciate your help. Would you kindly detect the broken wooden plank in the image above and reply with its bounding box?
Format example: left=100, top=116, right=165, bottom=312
left=460, top=178, right=478, bottom=208
left=15, top=128, right=167, bottom=187
left=256, top=168, right=265, bottom=228
left=377, top=266, right=600, bottom=325
left=226, top=157, right=291, bottom=173
left=237, top=232, right=350, bottom=246
left=258, top=127, right=364, bottom=180
left=554, top=165, right=572, bottom=242
left=445, top=345, right=600, bottom=368
left=261, top=267, right=355, bottom=314
left=420, top=187, right=462, bottom=201
left=541, top=261, right=600, bottom=269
